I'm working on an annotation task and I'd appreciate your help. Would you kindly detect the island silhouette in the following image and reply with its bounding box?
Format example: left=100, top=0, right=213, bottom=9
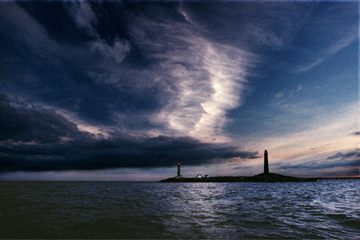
left=161, top=150, right=317, bottom=182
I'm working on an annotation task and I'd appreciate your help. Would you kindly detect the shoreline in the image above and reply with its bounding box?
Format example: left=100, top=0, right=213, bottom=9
left=160, top=172, right=319, bottom=182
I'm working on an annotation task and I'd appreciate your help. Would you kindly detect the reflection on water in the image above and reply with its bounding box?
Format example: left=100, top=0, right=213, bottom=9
left=0, top=180, right=359, bottom=239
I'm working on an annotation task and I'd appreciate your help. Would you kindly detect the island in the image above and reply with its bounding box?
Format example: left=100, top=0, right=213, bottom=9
left=160, top=150, right=318, bottom=182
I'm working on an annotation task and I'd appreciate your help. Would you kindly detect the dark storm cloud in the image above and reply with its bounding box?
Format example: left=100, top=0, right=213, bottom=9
left=327, top=149, right=360, bottom=160
left=276, top=159, right=359, bottom=171
left=276, top=149, right=360, bottom=172
left=0, top=2, right=166, bottom=126
left=350, top=131, right=360, bottom=136
left=0, top=135, right=259, bottom=172
left=0, top=94, right=84, bottom=143
left=0, top=94, right=258, bottom=172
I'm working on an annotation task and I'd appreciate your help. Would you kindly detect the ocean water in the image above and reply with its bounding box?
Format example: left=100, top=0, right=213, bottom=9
left=0, top=180, right=359, bottom=239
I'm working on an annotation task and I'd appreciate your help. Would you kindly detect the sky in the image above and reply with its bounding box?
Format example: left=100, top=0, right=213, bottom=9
left=0, top=0, right=359, bottom=181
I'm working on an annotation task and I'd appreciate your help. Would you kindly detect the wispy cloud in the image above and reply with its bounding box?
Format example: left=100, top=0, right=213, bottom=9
left=292, top=4, right=358, bottom=73
left=0, top=2, right=59, bottom=56
left=244, top=2, right=315, bottom=49
left=124, top=6, right=257, bottom=142
left=65, top=1, right=99, bottom=37
left=90, top=39, right=131, bottom=66
left=275, top=92, right=284, bottom=99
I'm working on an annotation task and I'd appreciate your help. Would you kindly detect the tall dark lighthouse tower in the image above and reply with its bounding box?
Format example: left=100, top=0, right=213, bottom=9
left=264, top=150, right=269, bottom=174
left=177, top=162, right=181, bottom=177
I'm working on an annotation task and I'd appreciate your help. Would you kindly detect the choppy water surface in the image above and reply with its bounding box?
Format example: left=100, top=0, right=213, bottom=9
left=0, top=180, right=359, bottom=239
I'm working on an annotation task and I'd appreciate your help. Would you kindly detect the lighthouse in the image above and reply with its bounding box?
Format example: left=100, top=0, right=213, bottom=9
left=264, top=150, right=269, bottom=174
left=177, top=162, right=181, bottom=177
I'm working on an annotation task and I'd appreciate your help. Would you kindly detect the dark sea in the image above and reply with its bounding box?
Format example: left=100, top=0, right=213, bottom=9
left=0, top=180, right=359, bottom=239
